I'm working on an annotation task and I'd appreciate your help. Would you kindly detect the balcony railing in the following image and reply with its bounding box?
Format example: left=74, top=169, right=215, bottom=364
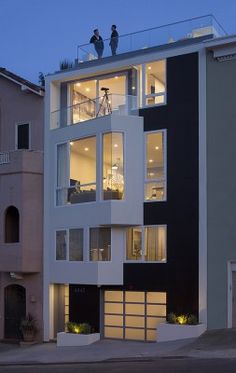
left=0, top=152, right=10, bottom=164
left=76, top=15, right=227, bottom=63
left=51, top=94, right=138, bottom=129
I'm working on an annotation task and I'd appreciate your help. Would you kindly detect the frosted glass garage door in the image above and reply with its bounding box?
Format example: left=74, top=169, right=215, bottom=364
left=104, top=291, right=166, bottom=341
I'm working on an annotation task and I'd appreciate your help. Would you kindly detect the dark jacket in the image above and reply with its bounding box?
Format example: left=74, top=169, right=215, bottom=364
left=90, top=35, right=104, bottom=50
left=109, top=30, right=119, bottom=46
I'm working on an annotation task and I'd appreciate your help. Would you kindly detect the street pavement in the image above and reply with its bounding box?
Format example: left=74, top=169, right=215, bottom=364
left=0, top=328, right=236, bottom=366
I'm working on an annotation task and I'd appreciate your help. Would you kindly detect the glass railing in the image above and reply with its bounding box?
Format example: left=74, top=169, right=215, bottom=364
left=51, top=94, right=138, bottom=129
left=77, top=15, right=226, bottom=63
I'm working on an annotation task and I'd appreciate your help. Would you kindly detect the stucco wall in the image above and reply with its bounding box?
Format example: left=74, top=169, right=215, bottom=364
left=206, top=50, right=236, bottom=329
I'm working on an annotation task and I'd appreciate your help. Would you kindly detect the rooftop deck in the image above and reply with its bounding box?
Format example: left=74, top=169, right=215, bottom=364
left=77, top=15, right=226, bottom=63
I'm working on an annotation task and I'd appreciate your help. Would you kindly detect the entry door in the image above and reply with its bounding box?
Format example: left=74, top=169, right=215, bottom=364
left=4, top=285, right=26, bottom=339
left=232, top=272, right=236, bottom=327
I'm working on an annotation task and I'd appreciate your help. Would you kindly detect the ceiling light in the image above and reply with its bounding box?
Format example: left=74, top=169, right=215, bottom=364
left=149, top=172, right=154, bottom=176
left=149, top=159, right=153, bottom=163
left=84, top=147, right=89, bottom=151
left=85, top=88, right=90, bottom=92
left=155, top=146, right=159, bottom=150
left=114, top=144, right=118, bottom=148
left=76, top=83, right=81, bottom=87
left=132, top=86, right=136, bottom=90
left=148, top=66, right=151, bottom=70
left=115, top=76, right=118, bottom=79
left=70, top=142, right=74, bottom=146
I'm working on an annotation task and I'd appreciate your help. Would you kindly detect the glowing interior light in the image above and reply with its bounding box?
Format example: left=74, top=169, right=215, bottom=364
left=114, top=144, right=118, bottom=148
left=84, top=147, right=89, bottom=151
left=70, top=142, right=74, bottom=146
left=149, top=159, right=153, bottom=163
left=85, top=88, right=90, bottom=92
left=155, top=146, right=159, bottom=150
left=148, top=66, right=152, bottom=70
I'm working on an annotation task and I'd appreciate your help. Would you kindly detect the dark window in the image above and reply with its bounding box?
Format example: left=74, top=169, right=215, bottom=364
left=5, top=206, right=20, bottom=243
left=17, top=123, right=29, bottom=149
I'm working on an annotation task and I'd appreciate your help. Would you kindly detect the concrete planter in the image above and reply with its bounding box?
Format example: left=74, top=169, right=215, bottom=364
left=157, top=322, right=206, bottom=342
left=57, top=332, right=100, bottom=346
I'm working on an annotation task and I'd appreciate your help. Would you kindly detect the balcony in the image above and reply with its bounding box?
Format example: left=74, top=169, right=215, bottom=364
left=51, top=93, right=138, bottom=129
left=0, top=150, right=43, bottom=175
left=76, top=15, right=226, bottom=63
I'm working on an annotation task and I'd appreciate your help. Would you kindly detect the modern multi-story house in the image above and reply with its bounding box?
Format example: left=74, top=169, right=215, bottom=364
left=0, top=68, right=44, bottom=341
left=43, top=15, right=236, bottom=342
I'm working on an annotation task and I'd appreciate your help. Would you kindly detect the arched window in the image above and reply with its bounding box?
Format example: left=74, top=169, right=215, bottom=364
left=5, top=206, right=19, bottom=243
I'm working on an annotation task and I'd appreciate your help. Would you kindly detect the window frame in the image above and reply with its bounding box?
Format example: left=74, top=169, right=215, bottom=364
left=55, top=228, right=84, bottom=262
left=141, top=59, right=167, bottom=108
left=144, top=129, right=167, bottom=203
left=89, top=226, right=112, bottom=262
left=125, top=225, right=167, bottom=263
left=15, top=122, right=31, bottom=150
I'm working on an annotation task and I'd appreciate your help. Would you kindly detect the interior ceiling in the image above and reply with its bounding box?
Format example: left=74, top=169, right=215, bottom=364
left=73, top=75, right=126, bottom=101
left=147, top=60, right=165, bottom=83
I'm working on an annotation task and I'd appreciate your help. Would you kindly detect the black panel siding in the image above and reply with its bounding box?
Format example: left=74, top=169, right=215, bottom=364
left=124, top=52, right=199, bottom=317
left=69, top=285, right=100, bottom=332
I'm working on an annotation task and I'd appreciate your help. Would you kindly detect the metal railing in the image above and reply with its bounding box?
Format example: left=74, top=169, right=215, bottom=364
left=77, top=15, right=227, bottom=63
left=51, top=94, right=138, bottom=129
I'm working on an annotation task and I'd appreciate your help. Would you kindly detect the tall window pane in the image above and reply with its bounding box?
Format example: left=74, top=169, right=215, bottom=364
left=144, top=226, right=166, bottom=261
left=145, top=131, right=166, bottom=201
left=56, top=230, right=67, bottom=260
left=145, top=60, right=166, bottom=106
left=69, top=229, right=83, bottom=261
left=56, top=143, right=68, bottom=205
left=90, top=228, right=111, bottom=261
left=126, top=227, right=142, bottom=260
left=126, top=226, right=167, bottom=262
left=69, top=136, right=96, bottom=204
left=103, top=133, right=124, bottom=200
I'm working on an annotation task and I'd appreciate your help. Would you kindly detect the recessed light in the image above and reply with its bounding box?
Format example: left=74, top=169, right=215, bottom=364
left=114, top=144, right=118, bottom=148
left=84, top=147, right=89, bottom=151
left=76, top=83, right=81, bottom=87
left=149, top=159, right=153, bottom=163
left=155, top=146, right=159, bottom=150
left=115, top=76, right=118, bottom=79
left=148, top=66, right=151, bottom=70
left=132, top=86, right=136, bottom=90
left=70, top=141, right=74, bottom=146
left=149, top=172, right=154, bottom=176
left=85, top=88, right=90, bottom=92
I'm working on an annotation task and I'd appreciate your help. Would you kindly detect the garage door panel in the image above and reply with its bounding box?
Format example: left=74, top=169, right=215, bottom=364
left=104, top=291, right=166, bottom=341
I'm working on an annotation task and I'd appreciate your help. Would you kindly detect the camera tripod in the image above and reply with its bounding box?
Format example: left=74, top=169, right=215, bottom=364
left=96, top=88, right=112, bottom=117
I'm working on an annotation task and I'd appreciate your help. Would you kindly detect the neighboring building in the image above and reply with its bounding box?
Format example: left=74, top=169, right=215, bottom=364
left=204, top=38, right=236, bottom=329
left=43, top=16, right=236, bottom=342
left=0, top=68, right=44, bottom=341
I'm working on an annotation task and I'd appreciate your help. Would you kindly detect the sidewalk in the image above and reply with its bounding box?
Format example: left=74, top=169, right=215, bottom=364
left=0, top=329, right=236, bottom=365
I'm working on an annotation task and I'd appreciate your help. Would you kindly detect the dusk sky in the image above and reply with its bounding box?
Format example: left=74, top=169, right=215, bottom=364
left=1, top=0, right=236, bottom=84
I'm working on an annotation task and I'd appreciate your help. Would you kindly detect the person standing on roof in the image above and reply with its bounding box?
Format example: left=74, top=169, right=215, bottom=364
left=109, top=25, right=119, bottom=56
left=90, top=29, right=104, bottom=59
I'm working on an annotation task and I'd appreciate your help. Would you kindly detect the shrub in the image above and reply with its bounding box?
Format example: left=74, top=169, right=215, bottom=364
left=20, top=313, right=38, bottom=334
left=167, top=312, right=177, bottom=324
left=66, top=321, right=91, bottom=334
left=187, top=314, right=198, bottom=325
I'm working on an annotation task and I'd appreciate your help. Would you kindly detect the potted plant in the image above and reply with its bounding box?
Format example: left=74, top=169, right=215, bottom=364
left=57, top=321, right=100, bottom=347
left=20, top=313, right=38, bottom=342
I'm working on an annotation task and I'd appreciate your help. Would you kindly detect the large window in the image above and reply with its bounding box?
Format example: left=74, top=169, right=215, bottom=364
left=56, top=229, right=83, bottom=261
left=145, top=131, right=166, bottom=201
left=90, top=228, right=111, bottom=261
left=144, top=60, right=166, bottom=106
left=69, top=136, right=96, bottom=204
left=126, top=226, right=167, bottom=262
left=103, top=133, right=124, bottom=200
